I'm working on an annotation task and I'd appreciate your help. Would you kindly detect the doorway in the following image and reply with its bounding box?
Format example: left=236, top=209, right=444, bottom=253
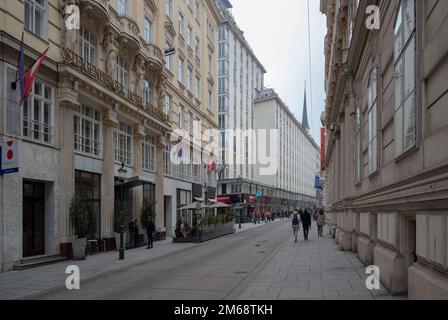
left=23, top=181, right=45, bottom=257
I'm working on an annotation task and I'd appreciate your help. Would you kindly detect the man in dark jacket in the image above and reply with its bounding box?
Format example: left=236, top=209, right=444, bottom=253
left=146, top=219, right=155, bottom=249
left=300, top=209, right=312, bottom=241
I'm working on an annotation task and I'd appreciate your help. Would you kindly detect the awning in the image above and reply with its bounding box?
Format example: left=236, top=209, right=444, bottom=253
left=178, top=202, right=210, bottom=210
left=217, top=196, right=231, bottom=204
left=120, top=176, right=153, bottom=189
left=210, top=202, right=231, bottom=209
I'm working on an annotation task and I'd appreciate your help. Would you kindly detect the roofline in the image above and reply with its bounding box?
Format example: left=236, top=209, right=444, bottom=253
left=255, top=90, right=321, bottom=152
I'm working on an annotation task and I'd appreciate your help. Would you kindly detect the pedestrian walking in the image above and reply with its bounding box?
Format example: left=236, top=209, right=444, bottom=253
left=145, top=219, right=155, bottom=249
left=316, top=208, right=326, bottom=237
left=128, top=218, right=135, bottom=248
left=300, top=208, right=312, bottom=241
left=133, top=218, right=139, bottom=248
left=291, top=210, right=301, bottom=243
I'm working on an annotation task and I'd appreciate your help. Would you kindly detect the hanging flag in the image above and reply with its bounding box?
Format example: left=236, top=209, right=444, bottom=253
left=206, top=154, right=217, bottom=173
left=175, top=136, right=186, bottom=158
left=21, top=47, right=49, bottom=104
left=218, top=163, right=227, bottom=178
left=11, top=33, right=25, bottom=94
left=314, top=175, right=323, bottom=191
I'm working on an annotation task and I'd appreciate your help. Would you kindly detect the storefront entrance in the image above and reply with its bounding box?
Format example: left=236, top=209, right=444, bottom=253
left=23, top=181, right=45, bottom=257
left=75, top=171, right=101, bottom=240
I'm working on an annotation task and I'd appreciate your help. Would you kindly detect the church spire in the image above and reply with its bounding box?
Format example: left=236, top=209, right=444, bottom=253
left=302, top=81, right=310, bottom=132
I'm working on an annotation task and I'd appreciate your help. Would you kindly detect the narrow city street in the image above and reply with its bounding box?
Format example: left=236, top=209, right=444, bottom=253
left=27, top=221, right=404, bottom=300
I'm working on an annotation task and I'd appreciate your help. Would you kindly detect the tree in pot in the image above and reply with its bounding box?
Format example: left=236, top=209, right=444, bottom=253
left=141, top=200, right=155, bottom=244
left=114, top=200, right=126, bottom=250
left=70, top=194, right=90, bottom=260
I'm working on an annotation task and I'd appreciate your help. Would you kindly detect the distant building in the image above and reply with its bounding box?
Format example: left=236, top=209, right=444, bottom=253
left=254, top=88, right=321, bottom=211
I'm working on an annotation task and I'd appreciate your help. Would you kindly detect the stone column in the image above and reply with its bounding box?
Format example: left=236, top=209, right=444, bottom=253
left=58, top=79, right=79, bottom=258
left=132, top=124, right=145, bottom=226
left=102, top=109, right=118, bottom=246
left=155, top=135, right=167, bottom=236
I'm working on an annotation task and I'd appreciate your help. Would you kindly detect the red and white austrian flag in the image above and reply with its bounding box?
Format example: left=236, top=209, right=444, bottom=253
left=1, top=138, right=20, bottom=171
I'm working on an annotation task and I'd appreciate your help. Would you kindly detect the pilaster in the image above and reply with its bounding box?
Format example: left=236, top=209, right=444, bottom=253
left=101, top=109, right=119, bottom=238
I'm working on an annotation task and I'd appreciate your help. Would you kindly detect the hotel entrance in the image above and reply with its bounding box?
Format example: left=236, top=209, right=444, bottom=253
left=22, top=181, right=45, bottom=257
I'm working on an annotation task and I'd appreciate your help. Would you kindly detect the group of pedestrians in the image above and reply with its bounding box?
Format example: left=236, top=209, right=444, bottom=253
left=128, top=218, right=156, bottom=249
left=291, top=207, right=326, bottom=243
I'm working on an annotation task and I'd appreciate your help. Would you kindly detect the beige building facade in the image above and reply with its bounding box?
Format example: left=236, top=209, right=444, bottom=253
left=321, top=0, right=448, bottom=298
left=0, top=0, right=220, bottom=272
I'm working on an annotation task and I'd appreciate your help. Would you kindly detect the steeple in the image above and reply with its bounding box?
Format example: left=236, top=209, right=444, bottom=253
left=302, top=81, right=310, bottom=132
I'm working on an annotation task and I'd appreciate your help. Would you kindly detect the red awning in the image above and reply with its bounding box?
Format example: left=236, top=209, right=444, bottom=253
left=217, top=196, right=231, bottom=204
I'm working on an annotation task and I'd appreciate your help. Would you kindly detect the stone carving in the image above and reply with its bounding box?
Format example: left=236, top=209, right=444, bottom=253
left=103, top=31, right=118, bottom=78
left=60, top=0, right=80, bottom=54
left=157, top=75, right=167, bottom=110
left=133, top=55, right=146, bottom=95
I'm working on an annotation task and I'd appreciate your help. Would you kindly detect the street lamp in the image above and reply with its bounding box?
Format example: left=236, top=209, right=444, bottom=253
left=118, top=162, right=127, bottom=260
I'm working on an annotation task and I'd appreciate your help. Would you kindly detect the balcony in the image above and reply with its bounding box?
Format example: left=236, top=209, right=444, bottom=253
left=109, top=9, right=140, bottom=49
left=143, top=43, right=164, bottom=72
left=80, top=0, right=109, bottom=20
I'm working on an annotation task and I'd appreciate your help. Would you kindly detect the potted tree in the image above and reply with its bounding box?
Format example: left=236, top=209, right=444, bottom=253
left=114, top=200, right=127, bottom=250
left=141, top=200, right=155, bottom=244
left=69, top=194, right=90, bottom=260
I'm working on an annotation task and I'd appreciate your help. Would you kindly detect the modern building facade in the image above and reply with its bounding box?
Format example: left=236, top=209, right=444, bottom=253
left=214, top=0, right=268, bottom=218
left=321, top=0, right=448, bottom=298
left=254, top=88, right=321, bottom=211
left=0, top=0, right=220, bottom=272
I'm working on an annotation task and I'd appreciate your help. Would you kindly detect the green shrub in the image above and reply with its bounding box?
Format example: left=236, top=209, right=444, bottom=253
left=70, top=194, right=90, bottom=238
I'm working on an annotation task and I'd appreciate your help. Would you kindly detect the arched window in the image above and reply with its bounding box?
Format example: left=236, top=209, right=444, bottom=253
left=368, top=68, right=378, bottom=174
left=394, top=0, right=416, bottom=156
left=79, top=26, right=96, bottom=64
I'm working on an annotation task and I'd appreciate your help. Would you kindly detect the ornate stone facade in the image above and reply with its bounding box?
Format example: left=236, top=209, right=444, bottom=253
left=321, top=0, right=448, bottom=299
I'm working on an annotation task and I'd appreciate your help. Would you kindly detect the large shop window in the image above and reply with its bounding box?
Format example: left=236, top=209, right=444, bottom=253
left=114, top=122, right=133, bottom=166
left=74, top=105, right=101, bottom=157
left=23, top=80, right=53, bottom=144
left=75, top=171, right=101, bottom=240
left=177, top=189, right=192, bottom=208
left=143, top=135, right=156, bottom=172
left=79, top=26, right=96, bottom=64
left=25, top=0, right=46, bottom=38
left=143, top=183, right=155, bottom=204
left=394, top=0, right=416, bottom=157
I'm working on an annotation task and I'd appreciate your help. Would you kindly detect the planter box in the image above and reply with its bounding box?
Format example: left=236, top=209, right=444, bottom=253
left=72, top=238, right=87, bottom=260
left=173, top=222, right=235, bottom=243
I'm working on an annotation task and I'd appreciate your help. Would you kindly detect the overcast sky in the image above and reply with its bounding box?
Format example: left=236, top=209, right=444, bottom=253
left=230, top=0, right=326, bottom=144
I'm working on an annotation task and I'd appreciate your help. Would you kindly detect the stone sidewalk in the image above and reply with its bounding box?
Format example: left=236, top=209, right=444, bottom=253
left=236, top=225, right=409, bottom=300
left=0, top=221, right=274, bottom=300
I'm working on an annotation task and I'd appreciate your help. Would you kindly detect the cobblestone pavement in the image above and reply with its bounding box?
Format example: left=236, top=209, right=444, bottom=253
left=234, top=225, right=408, bottom=300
